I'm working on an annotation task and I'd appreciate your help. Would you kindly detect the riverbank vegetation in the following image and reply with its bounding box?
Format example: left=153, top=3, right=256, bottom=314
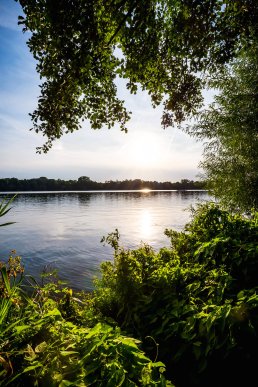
left=1, top=1, right=257, bottom=385
left=1, top=203, right=257, bottom=386
left=0, top=252, right=170, bottom=386
left=0, top=177, right=205, bottom=192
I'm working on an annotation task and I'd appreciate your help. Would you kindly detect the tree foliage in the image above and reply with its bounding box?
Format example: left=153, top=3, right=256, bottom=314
left=0, top=176, right=205, bottom=191
left=17, top=0, right=258, bottom=152
left=186, top=43, right=258, bottom=211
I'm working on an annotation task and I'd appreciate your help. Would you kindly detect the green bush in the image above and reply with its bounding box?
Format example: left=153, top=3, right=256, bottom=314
left=0, top=260, right=171, bottom=386
left=95, top=203, right=258, bottom=386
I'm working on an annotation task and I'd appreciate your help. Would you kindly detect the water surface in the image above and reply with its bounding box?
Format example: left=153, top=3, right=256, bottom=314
left=0, top=190, right=209, bottom=290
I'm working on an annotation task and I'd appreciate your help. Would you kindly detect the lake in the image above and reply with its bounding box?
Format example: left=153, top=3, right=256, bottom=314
left=0, top=190, right=210, bottom=290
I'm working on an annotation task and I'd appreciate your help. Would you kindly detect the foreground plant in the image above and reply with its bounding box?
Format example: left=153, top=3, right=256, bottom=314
left=0, top=260, right=171, bottom=386
left=0, top=195, right=16, bottom=227
left=96, top=203, right=258, bottom=386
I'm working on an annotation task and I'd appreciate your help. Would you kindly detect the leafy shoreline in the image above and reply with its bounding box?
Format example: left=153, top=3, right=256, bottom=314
left=1, top=203, right=257, bottom=386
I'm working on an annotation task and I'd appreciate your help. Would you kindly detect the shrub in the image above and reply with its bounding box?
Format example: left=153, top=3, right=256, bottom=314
left=95, top=203, right=258, bottom=386
left=0, top=260, right=171, bottom=386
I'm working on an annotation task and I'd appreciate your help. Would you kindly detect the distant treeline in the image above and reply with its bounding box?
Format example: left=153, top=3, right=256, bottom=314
left=0, top=176, right=206, bottom=191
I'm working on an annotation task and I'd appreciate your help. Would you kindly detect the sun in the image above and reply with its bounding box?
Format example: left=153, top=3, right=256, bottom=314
left=124, top=133, right=161, bottom=168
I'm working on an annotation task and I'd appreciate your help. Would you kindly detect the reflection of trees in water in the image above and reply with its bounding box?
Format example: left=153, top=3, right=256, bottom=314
left=100, top=190, right=207, bottom=201
left=0, top=192, right=92, bottom=207
left=77, top=193, right=92, bottom=205
left=174, top=190, right=208, bottom=201
left=0, top=191, right=209, bottom=209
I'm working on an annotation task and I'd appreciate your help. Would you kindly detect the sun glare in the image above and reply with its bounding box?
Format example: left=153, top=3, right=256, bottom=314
left=139, top=209, right=152, bottom=239
left=141, top=188, right=151, bottom=193
left=124, top=133, right=162, bottom=168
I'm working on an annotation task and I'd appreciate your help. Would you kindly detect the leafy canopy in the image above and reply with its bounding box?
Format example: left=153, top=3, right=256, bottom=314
left=17, top=0, right=258, bottom=152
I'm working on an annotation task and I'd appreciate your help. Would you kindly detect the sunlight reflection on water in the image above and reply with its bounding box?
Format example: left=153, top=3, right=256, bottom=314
left=0, top=190, right=210, bottom=290
left=139, top=209, right=152, bottom=240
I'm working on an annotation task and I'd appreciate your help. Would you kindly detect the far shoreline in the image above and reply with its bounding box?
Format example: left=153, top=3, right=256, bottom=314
left=0, top=189, right=208, bottom=194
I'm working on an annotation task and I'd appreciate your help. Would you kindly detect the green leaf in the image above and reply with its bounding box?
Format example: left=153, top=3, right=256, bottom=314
left=0, top=267, right=11, bottom=293
left=0, top=222, right=16, bottom=227
left=35, top=341, right=47, bottom=353
left=43, top=308, right=62, bottom=318
left=59, top=381, right=77, bottom=387
left=0, top=196, right=15, bottom=217
left=60, top=351, right=79, bottom=356
left=14, top=325, right=31, bottom=334
left=22, top=363, right=42, bottom=372
left=85, top=323, right=112, bottom=339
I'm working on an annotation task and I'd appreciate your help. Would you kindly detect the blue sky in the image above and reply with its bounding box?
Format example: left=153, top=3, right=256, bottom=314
left=0, top=0, right=205, bottom=182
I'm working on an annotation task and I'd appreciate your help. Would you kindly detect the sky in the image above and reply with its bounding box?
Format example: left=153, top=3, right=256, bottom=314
left=0, top=0, right=206, bottom=182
